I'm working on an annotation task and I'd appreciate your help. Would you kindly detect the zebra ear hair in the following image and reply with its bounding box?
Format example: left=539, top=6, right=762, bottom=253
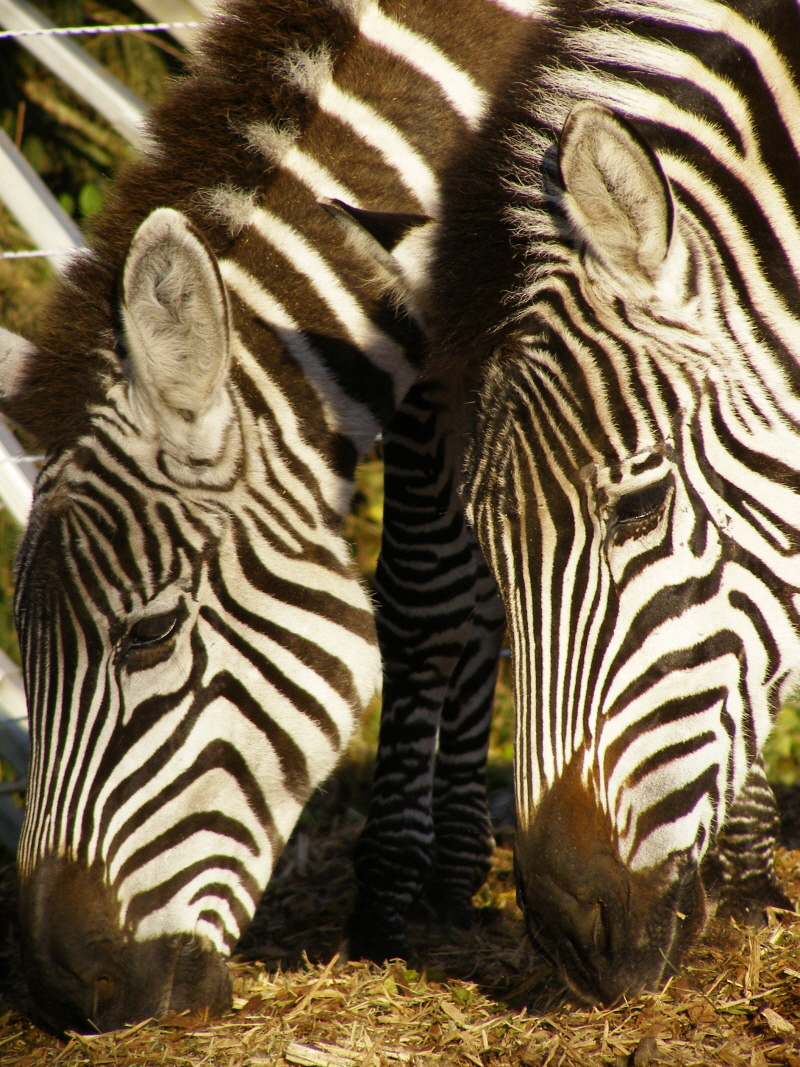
left=321, top=199, right=431, bottom=253
left=122, top=208, right=239, bottom=484
left=558, top=102, right=673, bottom=283
left=320, top=198, right=432, bottom=288
left=0, top=326, right=37, bottom=415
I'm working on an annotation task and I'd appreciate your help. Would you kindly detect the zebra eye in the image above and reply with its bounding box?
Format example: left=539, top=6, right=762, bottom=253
left=127, top=611, right=180, bottom=648
left=121, top=604, right=187, bottom=673
left=609, top=478, right=671, bottom=542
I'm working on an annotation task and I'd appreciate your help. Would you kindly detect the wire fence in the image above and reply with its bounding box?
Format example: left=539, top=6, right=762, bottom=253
left=0, top=19, right=200, bottom=39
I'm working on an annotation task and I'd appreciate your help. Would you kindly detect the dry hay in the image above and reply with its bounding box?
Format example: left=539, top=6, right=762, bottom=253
left=0, top=774, right=798, bottom=1067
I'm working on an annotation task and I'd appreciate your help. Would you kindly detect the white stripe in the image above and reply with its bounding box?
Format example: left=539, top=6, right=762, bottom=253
left=233, top=339, right=353, bottom=517
left=91, top=702, right=190, bottom=865
left=743, top=499, right=799, bottom=552
left=109, top=774, right=271, bottom=887
left=220, top=259, right=379, bottom=453
left=249, top=208, right=416, bottom=404
left=249, top=123, right=363, bottom=205
left=358, top=5, right=487, bottom=129
left=629, top=784, right=715, bottom=870
left=246, top=417, right=350, bottom=566
left=134, top=870, right=251, bottom=951
left=488, top=0, right=549, bottom=14
left=318, top=82, right=439, bottom=213
left=281, top=145, right=362, bottom=205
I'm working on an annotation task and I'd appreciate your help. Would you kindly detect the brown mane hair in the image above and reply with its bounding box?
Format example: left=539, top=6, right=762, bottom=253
left=13, top=0, right=358, bottom=450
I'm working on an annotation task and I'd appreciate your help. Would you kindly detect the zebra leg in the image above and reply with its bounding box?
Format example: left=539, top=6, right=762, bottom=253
left=349, top=379, right=481, bottom=963
left=701, top=755, right=794, bottom=924
left=425, top=560, right=505, bottom=930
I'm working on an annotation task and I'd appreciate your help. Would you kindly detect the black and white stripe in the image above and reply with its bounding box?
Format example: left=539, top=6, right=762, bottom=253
left=357, top=0, right=800, bottom=1001
left=1, top=0, right=538, bottom=1031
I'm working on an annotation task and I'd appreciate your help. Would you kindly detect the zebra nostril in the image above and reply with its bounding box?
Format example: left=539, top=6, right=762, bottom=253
left=591, top=901, right=606, bottom=953
left=91, top=974, right=115, bottom=1025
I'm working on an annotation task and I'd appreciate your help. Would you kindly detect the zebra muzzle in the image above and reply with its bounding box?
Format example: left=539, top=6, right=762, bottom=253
left=17, top=857, right=232, bottom=1033
left=513, top=757, right=707, bottom=1005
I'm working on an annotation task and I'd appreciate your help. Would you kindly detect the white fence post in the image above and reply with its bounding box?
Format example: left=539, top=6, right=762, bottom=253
left=0, top=127, right=84, bottom=271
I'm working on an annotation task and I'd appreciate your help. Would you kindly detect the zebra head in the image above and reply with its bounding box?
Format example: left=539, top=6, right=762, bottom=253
left=459, top=97, right=800, bottom=1002
left=1, top=208, right=380, bottom=1032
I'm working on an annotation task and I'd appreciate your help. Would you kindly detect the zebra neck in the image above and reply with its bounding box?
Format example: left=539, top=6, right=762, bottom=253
left=27, top=0, right=536, bottom=461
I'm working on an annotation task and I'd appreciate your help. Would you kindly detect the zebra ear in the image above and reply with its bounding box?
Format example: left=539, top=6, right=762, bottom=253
left=122, top=208, right=239, bottom=483
left=558, top=102, right=673, bottom=282
left=0, top=326, right=36, bottom=410
left=320, top=198, right=433, bottom=294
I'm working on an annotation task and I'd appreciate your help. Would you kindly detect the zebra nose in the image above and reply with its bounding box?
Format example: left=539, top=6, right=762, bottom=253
left=514, top=825, right=636, bottom=1004
left=513, top=757, right=701, bottom=1005
left=44, top=937, right=124, bottom=1031
left=17, top=857, right=232, bottom=1033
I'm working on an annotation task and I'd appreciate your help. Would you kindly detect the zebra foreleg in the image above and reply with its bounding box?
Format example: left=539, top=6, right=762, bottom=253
left=701, top=755, right=793, bottom=924
left=426, top=562, right=505, bottom=930
left=349, top=380, right=481, bottom=963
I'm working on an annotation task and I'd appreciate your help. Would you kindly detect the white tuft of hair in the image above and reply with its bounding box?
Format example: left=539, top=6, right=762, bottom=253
left=326, top=0, right=372, bottom=20
left=278, top=45, right=335, bottom=97
left=246, top=121, right=300, bottom=165
left=199, top=183, right=259, bottom=235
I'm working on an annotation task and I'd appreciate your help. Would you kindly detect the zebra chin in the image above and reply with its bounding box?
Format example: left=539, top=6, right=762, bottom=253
left=17, top=858, right=232, bottom=1034
left=513, top=760, right=708, bottom=1006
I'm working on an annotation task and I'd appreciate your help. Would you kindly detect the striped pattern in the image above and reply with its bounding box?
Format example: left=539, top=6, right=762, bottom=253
left=17, top=383, right=378, bottom=949
left=417, top=0, right=800, bottom=995
left=350, top=379, right=506, bottom=959
left=13, top=0, right=535, bottom=963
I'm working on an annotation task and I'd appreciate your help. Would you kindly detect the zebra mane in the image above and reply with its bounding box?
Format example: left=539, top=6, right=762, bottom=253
left=16, top=0, right=360, bottom=450
left=425, top=0, right=800, bottom=374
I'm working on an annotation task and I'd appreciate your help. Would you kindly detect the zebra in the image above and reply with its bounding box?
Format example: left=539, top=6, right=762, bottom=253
left=0, top=0, right=539, bottom=1033
left=349, top=0, right=800, bottom=1004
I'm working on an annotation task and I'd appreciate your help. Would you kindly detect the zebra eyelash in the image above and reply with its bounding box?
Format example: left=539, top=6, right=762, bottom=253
left=128, top=611, right=180, bottom=647
left=119, top=601, right=188, bottom=671
left=606, top=476, right=673, bottom=543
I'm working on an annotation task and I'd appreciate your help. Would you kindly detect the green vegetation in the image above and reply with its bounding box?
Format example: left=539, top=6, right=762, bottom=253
left=763, top=700, right=800, bottom=786
left=0, top=0, right=180, bottom=228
